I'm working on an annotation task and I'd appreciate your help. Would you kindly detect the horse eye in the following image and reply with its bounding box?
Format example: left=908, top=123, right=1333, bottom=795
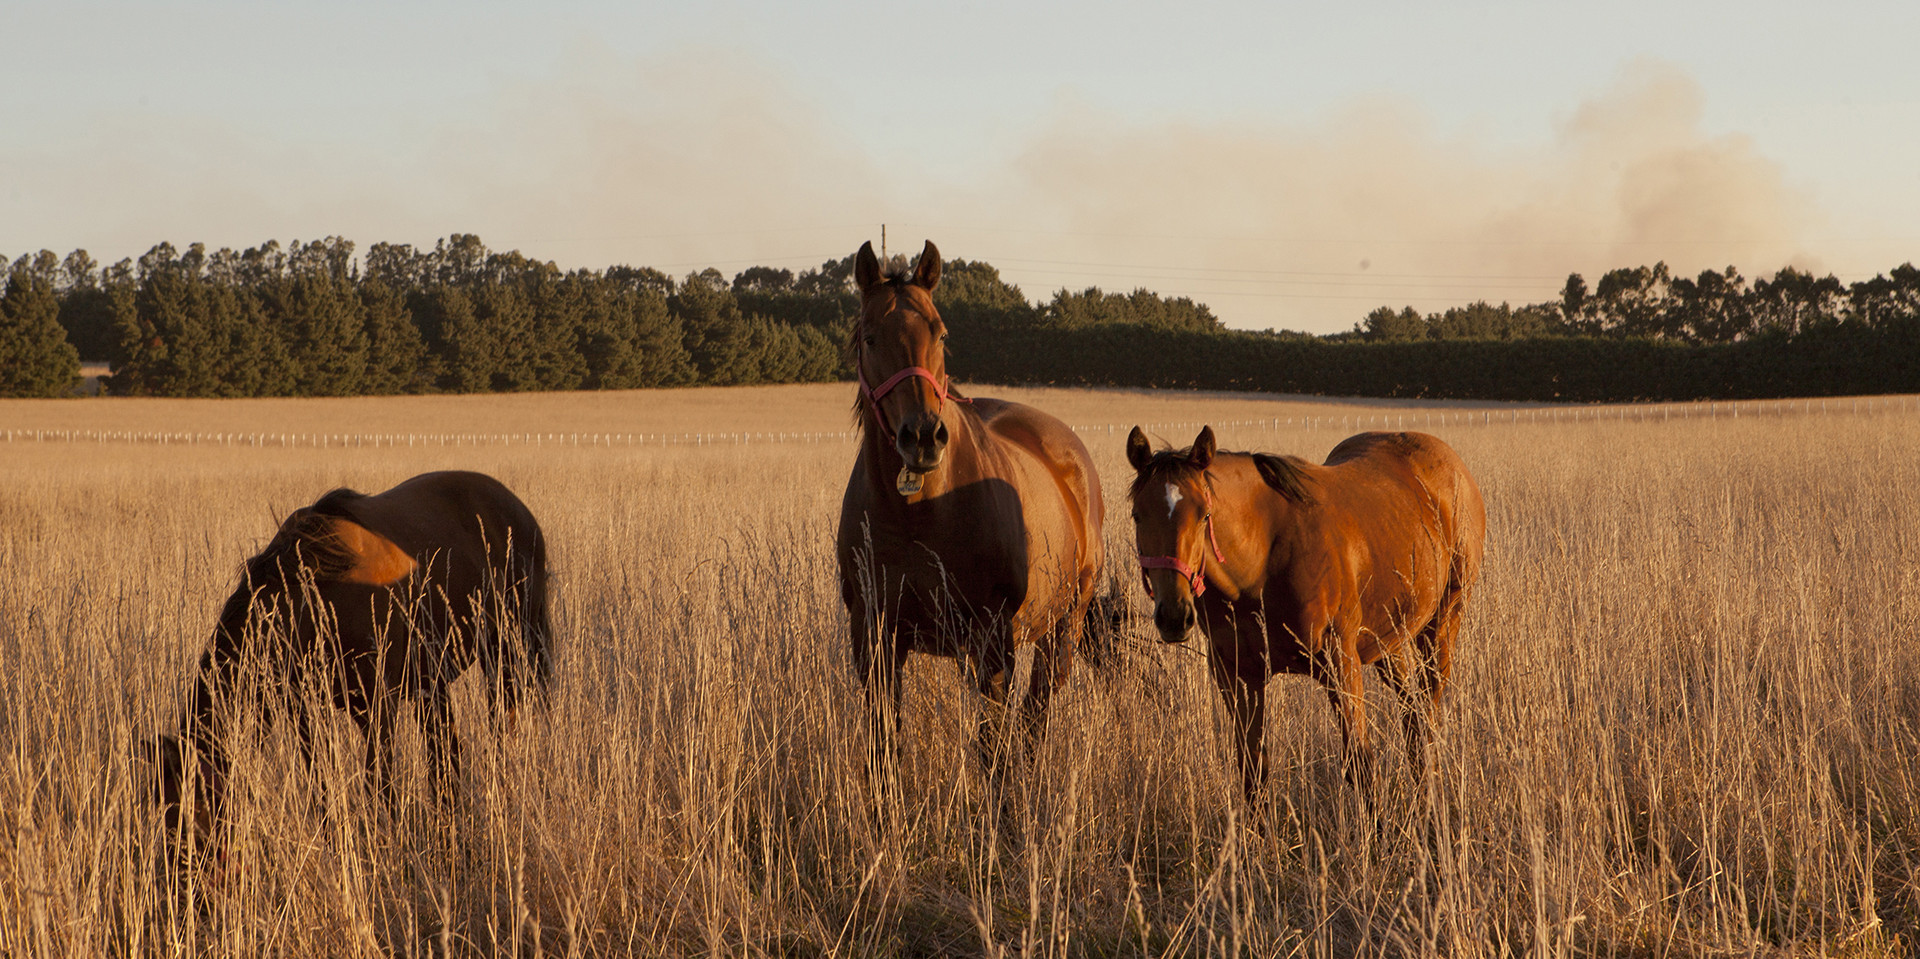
left=861, top=335, right=875, bottom=347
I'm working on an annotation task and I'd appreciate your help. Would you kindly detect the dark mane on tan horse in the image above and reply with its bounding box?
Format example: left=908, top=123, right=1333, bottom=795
left=145, top=470, right=551, bottom=863
left=1126, top=425, right=1484, bottom=809
left=1127, top=443, right=1316, bottom=506
left=837, top=238, right=1105, bottom=794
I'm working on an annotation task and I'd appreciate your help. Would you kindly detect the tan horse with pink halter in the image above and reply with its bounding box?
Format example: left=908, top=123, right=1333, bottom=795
left=836, top=240, right=1105, bottom=787
left=1127, top=426, right=1485, bottom=807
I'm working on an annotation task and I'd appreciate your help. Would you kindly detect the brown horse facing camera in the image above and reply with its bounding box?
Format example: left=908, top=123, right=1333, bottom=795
left=837, top=240, right=1104, bottom=785
left=145, top=470, right=551, bottom=855
left=1126, top=426, right=1485, bottom=806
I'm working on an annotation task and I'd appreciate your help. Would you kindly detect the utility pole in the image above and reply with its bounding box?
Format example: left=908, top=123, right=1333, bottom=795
left=880, top=224, right=887, bottom=261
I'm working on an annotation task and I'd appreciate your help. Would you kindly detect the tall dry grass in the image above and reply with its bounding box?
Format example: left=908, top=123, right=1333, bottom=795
left=1, top=386, right=1916, bottom=957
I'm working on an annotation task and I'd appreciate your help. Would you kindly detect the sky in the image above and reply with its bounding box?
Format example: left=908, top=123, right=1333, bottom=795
left=4, top=1, right=1918, bottom=334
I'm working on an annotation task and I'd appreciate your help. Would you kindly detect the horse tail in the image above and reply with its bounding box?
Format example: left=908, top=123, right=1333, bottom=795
left=522, top=527, right=554, bottom=701
left=493, top=520, right=553, bottom=721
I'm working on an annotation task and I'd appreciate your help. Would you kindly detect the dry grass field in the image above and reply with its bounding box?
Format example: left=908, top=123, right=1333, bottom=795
left=2, top=383, right=1917, bottom=957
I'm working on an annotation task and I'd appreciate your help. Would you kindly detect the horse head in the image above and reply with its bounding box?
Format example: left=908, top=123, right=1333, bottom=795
left=854, top=239, right=953, bottom=478
left=1126, top=425, right=1221, bottom=643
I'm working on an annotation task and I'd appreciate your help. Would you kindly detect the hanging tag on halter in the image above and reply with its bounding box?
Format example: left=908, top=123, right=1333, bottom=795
left=896, top=468, right=924, bottom=496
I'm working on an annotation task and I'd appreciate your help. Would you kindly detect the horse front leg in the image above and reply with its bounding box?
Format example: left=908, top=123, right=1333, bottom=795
left=849, top=598, right=904, bottom=796
left=356, top=698, right=399, bottom=809
left=1209, top=651, right=1267, bottom=811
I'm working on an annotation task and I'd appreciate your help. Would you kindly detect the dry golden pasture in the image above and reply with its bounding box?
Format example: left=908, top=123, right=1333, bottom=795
left=1, top=384, right=1917, bottom=958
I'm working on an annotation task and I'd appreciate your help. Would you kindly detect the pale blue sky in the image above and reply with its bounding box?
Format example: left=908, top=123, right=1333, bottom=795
left=6, top=1, right=1917, bottom=332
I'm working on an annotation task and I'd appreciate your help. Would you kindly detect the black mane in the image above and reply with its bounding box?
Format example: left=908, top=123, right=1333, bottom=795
left=239, top=487, right=367, bottom=587
left=1129, top=446, right=1314, bottom=505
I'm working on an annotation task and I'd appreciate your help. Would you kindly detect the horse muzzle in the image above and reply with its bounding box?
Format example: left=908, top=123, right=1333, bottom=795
left=1153, top=599, right=1197, bottom=643
left=894, top=413, right=949, bottom=474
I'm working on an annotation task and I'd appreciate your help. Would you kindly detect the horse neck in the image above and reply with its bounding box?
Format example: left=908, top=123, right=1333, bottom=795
left=179, top=559, right=292, bottom=772
left=178, top=596, right=245, bottom=764
left=1209, top=460, right=1289, bottom=591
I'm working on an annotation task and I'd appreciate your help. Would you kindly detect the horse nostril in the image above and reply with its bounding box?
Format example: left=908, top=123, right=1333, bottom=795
left=1156, top=603, right=1193, bottom=640
left=897, top=423, right=915, bottom=448
left=933, top=422, right=949, bottom=445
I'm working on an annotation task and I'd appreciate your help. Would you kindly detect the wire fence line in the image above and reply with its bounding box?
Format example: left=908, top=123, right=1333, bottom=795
left=3, top=395, right=1913, bottom=451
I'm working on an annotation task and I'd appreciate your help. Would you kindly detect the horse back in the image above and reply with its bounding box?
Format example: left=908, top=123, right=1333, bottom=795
left=280, top=472, right=549, bottom=659
left=327, top=471, right=545, bottom=578
left=1262, top=433, right=1482, bottom=661
left=1320, top=431, right=1483, bottom=561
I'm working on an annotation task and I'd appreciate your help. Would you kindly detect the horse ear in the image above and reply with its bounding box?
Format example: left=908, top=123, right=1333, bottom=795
left=1189, top=426, right=1216, bottom=470
left=912, top=240, right=941, bottom=291
left=855, top=241, right=882, bottom=292
left=1125, top=426, right=1153, bottom=471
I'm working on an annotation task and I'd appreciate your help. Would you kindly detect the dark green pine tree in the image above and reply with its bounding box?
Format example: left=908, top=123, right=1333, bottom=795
left=417, top=285, right=496, bottom=393
left=55, top=250, right=119, bottom=361
left=672, top=268, right=756, bottom=385
left=358, top=278, right=430, bottom=393
left=1043, top=286, right=1222, bottom=332
left=263, top=239, right=369, bottom=395
left=582, top=275, right=694, bottom=388
left=111, top=242, right=295, bottom=397
left=628, top=289, right=696, bottom=387
left=472, top=281, right=539, bottom=391
left=593, top=267, right=694, bottom=387
left=934, top=256, right=1040, bottom=381
left=502, top=257, right=586, bottom=391
left=0, top=255, right=82, bottom=396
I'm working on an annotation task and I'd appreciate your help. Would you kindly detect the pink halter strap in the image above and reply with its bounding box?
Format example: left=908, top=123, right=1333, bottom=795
left=1138, top=485, right=1227, bottom=599
left=859, top=364, right=967, bottom=431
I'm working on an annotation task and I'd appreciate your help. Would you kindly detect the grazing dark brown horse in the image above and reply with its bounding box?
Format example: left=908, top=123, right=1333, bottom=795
left=147, top=470, right=551, bottom=851
left=836, top=240, right=1104, bottom=784
left=1126, top=426, right=1484, bottom=805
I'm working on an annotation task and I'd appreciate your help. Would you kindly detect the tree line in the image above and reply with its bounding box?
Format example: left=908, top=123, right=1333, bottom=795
left=1340, top=261, right=1920, bottom=346
left=1, top=235, right=1914, bottom=401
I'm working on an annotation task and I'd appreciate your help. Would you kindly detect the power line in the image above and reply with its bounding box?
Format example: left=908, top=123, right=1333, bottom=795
left=1005, top=269, right=1561, bottom=292
left=986, top=256, right=1570, bottom=282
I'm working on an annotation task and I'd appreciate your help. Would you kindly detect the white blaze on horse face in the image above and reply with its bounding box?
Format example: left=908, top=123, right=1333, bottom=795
left=1164, top=483, right=1183, bottom=518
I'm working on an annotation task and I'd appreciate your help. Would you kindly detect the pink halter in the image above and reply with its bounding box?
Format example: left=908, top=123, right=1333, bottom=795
left=1139, top=484, right=1227, bottom=598
left=859, top=364, right=965, bottom=432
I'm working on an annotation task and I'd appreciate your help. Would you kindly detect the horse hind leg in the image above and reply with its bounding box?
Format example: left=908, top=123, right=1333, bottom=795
left=972, top=645, right=1015, bottom=784
left=489, top=571, right=554, bottom=731
left=1015, top=639, right=1062, bottom=770
left=1379, top=641, right=1433, bottom=783
left=1318, top=630, right=1376, bottom=803
left=421, top=684, right=462, bottom=804
left=1406, top=582, right=1471, bottom=777
left=1421, top=582, right=1468, bottom=708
